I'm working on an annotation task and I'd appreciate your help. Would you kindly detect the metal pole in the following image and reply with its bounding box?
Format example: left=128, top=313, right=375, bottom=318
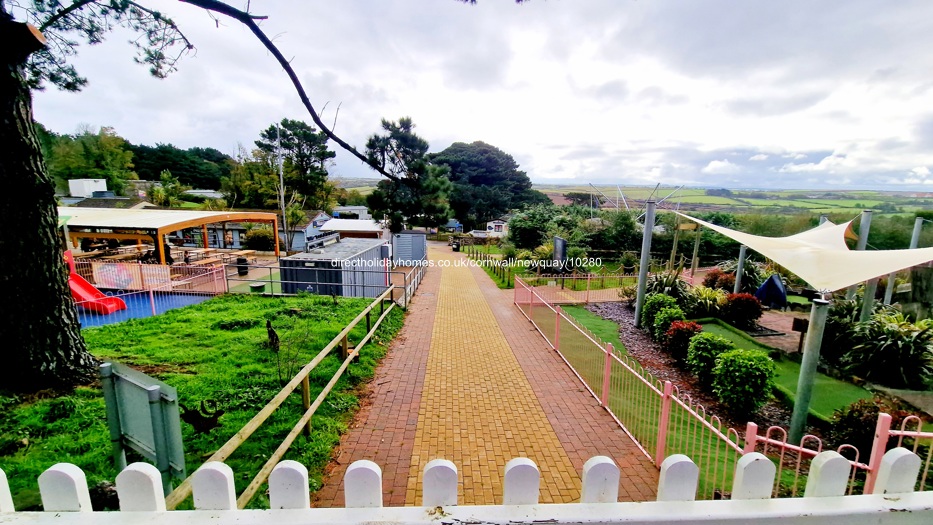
left=847, top=210, right=873, bottom=300
left=100, top=363, right=127, bottom=471
left=690, top=226, right=702, bottom=279
left=884, top=217, right=923, bottom=305
left=733, top=245, right=747, bottom=294
left=789, top=299, right=830, bottom=443
left=147, top=385, right=173, bottom=495
left=668, top=215, right=681, bottom=271
left=634, top=201, right=656, bottom=327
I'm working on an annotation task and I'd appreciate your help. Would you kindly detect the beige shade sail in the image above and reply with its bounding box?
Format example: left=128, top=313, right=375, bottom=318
left=675, top=212, right=933, bottom=292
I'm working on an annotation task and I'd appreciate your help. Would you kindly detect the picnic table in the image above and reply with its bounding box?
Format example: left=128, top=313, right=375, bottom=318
left=190, top=257, right=222, bottom=266
left=100, top=253, right=140, bottom=261
left=221, top=249, right=256, bottom=262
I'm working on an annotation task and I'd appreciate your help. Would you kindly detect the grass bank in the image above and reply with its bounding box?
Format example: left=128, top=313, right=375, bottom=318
left=0, top=293, right=404, bottom=510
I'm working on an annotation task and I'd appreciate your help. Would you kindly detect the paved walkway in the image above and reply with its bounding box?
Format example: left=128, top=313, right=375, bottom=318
left=313, top=245, right=657, bottom=507
left=757, top=309, right=809, bottom=354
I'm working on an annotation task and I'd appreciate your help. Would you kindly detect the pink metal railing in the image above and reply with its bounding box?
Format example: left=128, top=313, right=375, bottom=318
left=513, top=276, right=927, bottom=499
left=73, top=265, right=225, bottom=328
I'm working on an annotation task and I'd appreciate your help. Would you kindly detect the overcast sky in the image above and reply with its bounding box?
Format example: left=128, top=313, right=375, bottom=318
left=22, top=0, right=933, bottom=190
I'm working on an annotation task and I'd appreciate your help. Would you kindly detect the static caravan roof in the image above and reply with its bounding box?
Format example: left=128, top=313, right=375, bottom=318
left=320, top=219, right=383, bottom=232
left=285, top=238, right=386, bottom=261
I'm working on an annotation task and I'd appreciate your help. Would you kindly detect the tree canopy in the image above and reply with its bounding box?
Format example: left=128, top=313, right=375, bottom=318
left=365, top=118, right=451, bottom=232
left=429, top=140, right=547, bottom=230
left=255, top=118, right=336, bottom=212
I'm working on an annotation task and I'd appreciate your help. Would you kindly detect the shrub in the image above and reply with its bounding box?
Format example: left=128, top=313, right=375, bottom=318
left=645, top=269, right=691, bottom=307
left=830, top=398, right=914, bottom=458
left=841, top=313, right=933, bottom=389
left=722, top=293, right=763, bottom=329
left=823, top=299, right=894, bottom=367
left=702, top=268, right=724, bottom=288
left=641, top=293, right=679, bottom=330
left=687, top=332, right=736, bottom=382
left=702, top=268, right=737, bottom=291
left=653, top=306, right=686, bottom=341
left=716, top=272, right=736, bottom=291
left=718, top=259, right=765, bottom=293
left=687, top=286, right=726, bottom=318
left=712, top=349, right=776, bottom=416
left=244, top=227, right=276, bottom=251
left=665, top=321, right=703, bottom=360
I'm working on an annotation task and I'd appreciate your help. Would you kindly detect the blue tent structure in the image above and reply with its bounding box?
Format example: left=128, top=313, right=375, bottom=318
left=755, top=274, right=787, bottom=310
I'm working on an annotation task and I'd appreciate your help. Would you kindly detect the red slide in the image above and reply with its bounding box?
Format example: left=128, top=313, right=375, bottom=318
left=69, top=273, right=127, bottom=315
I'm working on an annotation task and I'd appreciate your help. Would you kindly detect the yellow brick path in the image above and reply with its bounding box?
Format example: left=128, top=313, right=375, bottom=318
left=405, top=249, right=580, bottom=505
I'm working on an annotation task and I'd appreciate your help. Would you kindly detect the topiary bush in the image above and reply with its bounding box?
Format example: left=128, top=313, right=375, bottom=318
left=841, top=313, right=933, bottom=389
left=665, top=320, right=703, bottom=360
left=712, top=349, right=776, bottom=416
left=722, top=293, right=763, bottom=329
left=653, top=306, right=686, bottom=341
left=687, top=332, right=736, bottom=383
left=244, top=227, right=276, bottom=251
left=641, top=293, right=679, bottom=330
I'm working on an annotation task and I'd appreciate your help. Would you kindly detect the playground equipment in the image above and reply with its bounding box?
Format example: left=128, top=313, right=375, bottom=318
left=69, top=272, right=127, bottom=315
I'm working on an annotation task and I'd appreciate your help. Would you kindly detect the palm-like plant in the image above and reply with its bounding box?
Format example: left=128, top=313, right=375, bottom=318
left=842, top=313, right=933, bottom=389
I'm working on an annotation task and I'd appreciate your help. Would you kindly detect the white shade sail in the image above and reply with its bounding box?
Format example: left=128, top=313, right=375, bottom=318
left=675, top=212, right=933, bottom=292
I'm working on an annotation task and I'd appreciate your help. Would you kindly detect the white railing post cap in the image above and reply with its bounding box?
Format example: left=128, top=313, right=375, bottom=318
left=503, top=457, right=540, bottom=505
left=657, top=454, right=699, bottom=502
left=581, top=456, right=620, bottom=503
left=269, top=460, right=310, bottom=509
left=423, top=459, right=458, bottom=507
left=38, top=463, right=93, bottom=512
left=116, top=462, right=166, bottom=511
left=344, top=460, right=383, bottom=508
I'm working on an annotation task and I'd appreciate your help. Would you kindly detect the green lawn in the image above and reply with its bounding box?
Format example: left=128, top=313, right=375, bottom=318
left=228, top=269, right=283, bottom=294
left=0, top=294, right=403, bottom=510
left=562, top=305, right=627, bottom=353
left=699, top=321, right=873, bottom=421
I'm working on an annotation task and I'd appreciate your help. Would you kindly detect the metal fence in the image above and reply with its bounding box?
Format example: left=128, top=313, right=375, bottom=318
left=225, top=261, right=427, bottom=308
left=513, top=276, right=926, bottom=499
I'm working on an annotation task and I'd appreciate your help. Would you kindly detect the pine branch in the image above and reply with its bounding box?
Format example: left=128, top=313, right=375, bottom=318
left=179, top=0, right=401, bottom=182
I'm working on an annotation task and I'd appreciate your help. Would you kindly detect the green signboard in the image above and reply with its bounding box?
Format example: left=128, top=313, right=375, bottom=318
left=100, top=362, right=185, bottom=495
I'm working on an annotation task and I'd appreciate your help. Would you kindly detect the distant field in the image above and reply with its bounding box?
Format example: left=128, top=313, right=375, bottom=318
left=738, top=198, right=825, bottom=208
left=532, top=184, right=933, bottom=216
left=673, top=195, right=748, bottom=205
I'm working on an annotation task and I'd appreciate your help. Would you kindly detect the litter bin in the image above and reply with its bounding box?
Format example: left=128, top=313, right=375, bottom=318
left=236, top=256, right=249, bottom=276
left=451, top=241, right=460, bottom=252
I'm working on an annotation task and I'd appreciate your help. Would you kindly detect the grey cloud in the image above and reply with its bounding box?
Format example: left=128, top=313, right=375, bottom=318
left=636, top=86, right=688, bottom=106
left=723, top=92, right=828, bottom=117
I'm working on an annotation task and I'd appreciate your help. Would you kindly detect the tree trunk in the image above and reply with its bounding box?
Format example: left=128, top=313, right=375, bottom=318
left=0, top=12, right=97, bottom=391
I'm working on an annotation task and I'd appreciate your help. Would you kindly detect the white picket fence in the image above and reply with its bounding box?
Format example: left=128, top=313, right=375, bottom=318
left=2, top=448, right=932, bottom=524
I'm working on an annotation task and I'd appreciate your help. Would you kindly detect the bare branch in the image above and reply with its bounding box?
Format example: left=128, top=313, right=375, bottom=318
left=179, top=0, right=401, bottom=182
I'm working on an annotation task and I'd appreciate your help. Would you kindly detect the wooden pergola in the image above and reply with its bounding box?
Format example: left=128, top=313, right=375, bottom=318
left=58, top=207, right=280, bottom=264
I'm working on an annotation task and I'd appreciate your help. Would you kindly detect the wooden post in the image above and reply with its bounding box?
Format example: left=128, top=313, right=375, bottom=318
left=366, top=310, right=371, bottom=333
left=341, top=334, right=350, bottom=360
left=300, top=375, right=312, bottom=436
